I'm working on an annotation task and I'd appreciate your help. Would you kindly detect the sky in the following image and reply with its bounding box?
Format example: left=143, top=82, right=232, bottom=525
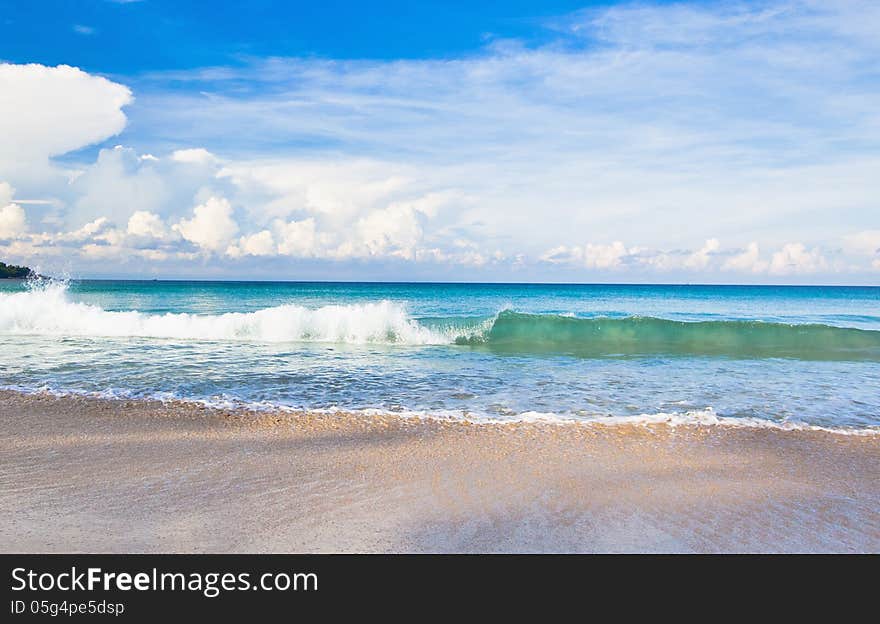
left=0, top=0, right=879, bottom=283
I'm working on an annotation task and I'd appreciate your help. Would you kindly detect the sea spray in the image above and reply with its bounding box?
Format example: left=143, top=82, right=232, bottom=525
left=0, top=280, right=448, bottom=344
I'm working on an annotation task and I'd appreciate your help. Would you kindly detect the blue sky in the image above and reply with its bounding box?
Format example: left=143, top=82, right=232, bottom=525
left=0, top=0, right=879, bottom=282
left=1, top=0, right=605, bottom=70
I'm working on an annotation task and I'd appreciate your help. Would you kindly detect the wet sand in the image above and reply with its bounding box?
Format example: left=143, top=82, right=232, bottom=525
left=1, top=390, right=877, bottom=553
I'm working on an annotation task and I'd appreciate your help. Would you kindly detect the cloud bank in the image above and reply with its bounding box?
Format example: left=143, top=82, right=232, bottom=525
left=1, top=1, right=878, bottom=281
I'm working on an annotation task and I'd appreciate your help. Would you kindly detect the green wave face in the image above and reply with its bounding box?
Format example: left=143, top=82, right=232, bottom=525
left=453, top=311, right=880, bottom=360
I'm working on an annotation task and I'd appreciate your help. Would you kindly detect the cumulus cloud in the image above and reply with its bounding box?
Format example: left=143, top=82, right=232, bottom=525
left=349, top=203, right=425, bottom=260
left=173, top=196, right=239, bottom=252
left=228, top=230, right=275, bottom=258
left=1, top=3, right=879, bottom=280
left=171, top=148, right=219, bottom=166
left=844, top=230, right=880, bottom=260
left=769, top=243, right=829, bottom=275
left=274, top=218, right=318, bottom=257
left=126, top=210, right=168, bottom=239
left=0, top=203, right=27, bottom=239
left=0, top=64, right=132, bottom=177
left=578, top=242, right=623, bottom=269
left=684, top=239, right=721, bottom=270
left=65, top=217, right=112, bottom=242
left=0, top=182, right=13, bottom=207
left=541, top=239, right=729, bottom=272
left=723, top=242, right=768, bottom=274
left=537, top=238, right=846, bottom=278
left=118, top=0, right=879, bottom=279
left=70, top=146, right=171, bottom=227
left=541, top=242, right=631, bottom=269
left=0, top=182, right=28, bottom=239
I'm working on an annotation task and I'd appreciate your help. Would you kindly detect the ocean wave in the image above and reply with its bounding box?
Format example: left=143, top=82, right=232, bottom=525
left=1, top=281, right=879, bottom=359
left=0, top=281, right=450, bottom=344
left=456, top=310, right=880, bottom=359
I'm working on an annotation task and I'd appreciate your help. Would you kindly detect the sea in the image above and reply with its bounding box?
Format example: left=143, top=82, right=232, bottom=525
left=1, top=279, right=878, bottom=432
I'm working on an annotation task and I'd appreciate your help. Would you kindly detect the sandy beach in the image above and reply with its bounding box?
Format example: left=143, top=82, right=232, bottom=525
left=0, top=390, right=877, bottom=553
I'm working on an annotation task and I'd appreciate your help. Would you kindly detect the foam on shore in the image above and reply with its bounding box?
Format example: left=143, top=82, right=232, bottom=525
left=3, top=386, right=877, bottom=437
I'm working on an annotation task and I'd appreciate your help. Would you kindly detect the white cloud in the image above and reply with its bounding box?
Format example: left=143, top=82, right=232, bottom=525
left=583, top=242, right=628, bottom=269
left=138, top=249, right=169, bottom=261
left=57, top=217, right=112, bottom=243
left=274, top=218, right=318, bottom=257
left=70, top=146, right=170, bottom=227
left=537, top=238, right=845, bottom=278
left=228, top=230, right=275, bottom=257
left=844, top=230, right=880, bottom=257
left=126, top=210, right=167, bottom=239
left=171, top=148, right=218, bottom=166
left=0, top=182, right=13, bottom=207
left=348, top=203, right=425, bottom=260
left=122, top=0, right=880, bottom=279
left=843, top=230, right=880, bottom=271
left=723, top=242, right=768, bottom=273
left=768, top=243, right=828, bottom=275
left=539, top=242, right=630, bottom=268
left=0, top=64, right=131, bottom=177
left=635, top=239, right=724, bottom=272
left=0, top=182, right=28, bottom=239
left=217, top=159, right=414, bottom=223
left=0, top=203, right=27, bottom=239
left=1, top=3, right=880, bottom=280
left=81, top=243, right=121, bottom=259
left=173, top=196, right=238, bottom=252
left=66, top=145, right=237, bottom=232
left=540, top=239, right=722, bottom=272
left=540, top=245, right=576, bottom=265
left=684, top=238, right=721, bottom=270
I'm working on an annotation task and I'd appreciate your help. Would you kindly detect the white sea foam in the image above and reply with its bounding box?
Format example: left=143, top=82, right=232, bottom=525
left=0, top=281, right=449, bottom=344
left=3, top=384, right=877, bottom=436
left=2, top=282, right=877, bottom=435
left=401, top=407, right=880, bottom=436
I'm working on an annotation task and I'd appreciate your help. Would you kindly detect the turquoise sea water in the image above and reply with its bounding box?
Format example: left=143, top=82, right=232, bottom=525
left=0, top=279, right=878, bottom=430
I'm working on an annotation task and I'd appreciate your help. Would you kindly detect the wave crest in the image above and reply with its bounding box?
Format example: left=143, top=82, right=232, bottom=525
left=457, top=310, right=880, bottom=359
left=2, top=282, right=879, bottom=359
left=0, top=282, right=446, bottom=344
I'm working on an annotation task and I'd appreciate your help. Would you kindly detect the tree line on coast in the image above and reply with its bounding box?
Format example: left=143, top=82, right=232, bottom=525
left=0, top=262, right=32, bottom=278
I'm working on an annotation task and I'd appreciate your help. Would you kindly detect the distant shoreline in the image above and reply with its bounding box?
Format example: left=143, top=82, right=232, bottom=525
left=7, top=276, right=878, bottom=288
left=0, top=261, right=32, bottom=279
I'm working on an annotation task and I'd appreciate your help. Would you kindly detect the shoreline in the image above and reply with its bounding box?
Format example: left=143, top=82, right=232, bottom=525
left=3, top=386, right=877, bottom=436
left=1, top=390, right=878, bottom=553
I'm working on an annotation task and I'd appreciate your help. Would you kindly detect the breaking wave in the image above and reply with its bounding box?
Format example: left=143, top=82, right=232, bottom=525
left=2, top=281, right=879, bottom=359
left=0, top=281, right=448, bottom=344
left=455, top=311, right=880, bottom=360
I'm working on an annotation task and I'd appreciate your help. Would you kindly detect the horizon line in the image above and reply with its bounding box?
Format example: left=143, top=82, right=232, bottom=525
left=16, top=277, right=880, bottom=289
